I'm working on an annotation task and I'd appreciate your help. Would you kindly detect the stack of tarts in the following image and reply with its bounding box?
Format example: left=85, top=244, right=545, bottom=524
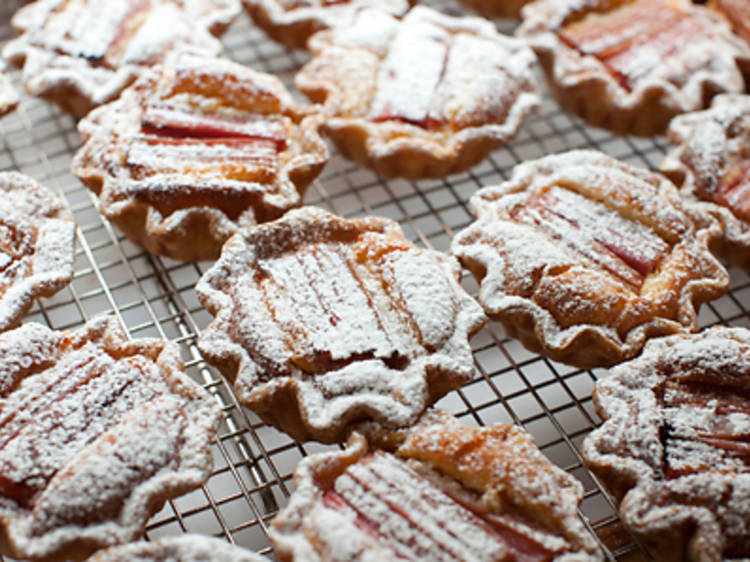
left=1, top=0, right=750, bottom=560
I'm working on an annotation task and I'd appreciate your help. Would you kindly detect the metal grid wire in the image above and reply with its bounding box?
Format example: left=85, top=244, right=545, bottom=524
left=2, top=1, right=750, bottom=560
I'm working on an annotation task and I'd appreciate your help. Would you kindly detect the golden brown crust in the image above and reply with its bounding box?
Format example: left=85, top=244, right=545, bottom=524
left=0, top=316, right=221, bottom=561
left=710, top=0, right=750, bottom=46
left=0, top=71, right=17, bottom=117
left=661, top=93, right=750, bottom=273
left=0, top=172, right=75, bottom=332
left=71, top=52, right=328, bottom=262
left=270, top=410, right=602, bottom=561
left=518, top=0, right=750, bottom=136
left=459, top=0, right=531, bottom=18
left=583, top=328, right=750, bottom=562
left=242, top=0, right=413, bottom=50
left=195, top=207, right=485, bottom=443
left=295, top=6, right=540, bottom=179
left=451, top=150, right=729, bottom=369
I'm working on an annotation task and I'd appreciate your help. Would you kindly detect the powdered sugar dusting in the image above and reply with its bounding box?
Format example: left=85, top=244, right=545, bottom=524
left=3, top=0, right=240, bottom=115
left=88, top=534, right=266, bottom=561
left=451, top=150, right=728, bottom=368
left=0, top=71, right=18, bottom=117
left=0, top=172, right=75, bottom=333
left=71, top=52, right=328, bottom=261
left=296, top=5, right=540, bottom=178
left=196, top=207, right=485, bottom=443
left=269, top=410, right=602, bottom=561
left=0, top=316, right=221, bottom=561
left=583, top=327, right=750, bottom=560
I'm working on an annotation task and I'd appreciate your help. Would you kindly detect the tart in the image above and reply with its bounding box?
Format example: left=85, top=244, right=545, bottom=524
left=451, top=150, right=729, bottom=369
left=459, top=0, right=530, bottom=19
left=3, top=0, right=240, bottom=117
left=661, top=93, right=750, bottom=272
left=295, top=6, right=540, bottom=179
left=582, top=327, right=750, bottom=562
left=71, top=52, right=328, bottom=262
left=0, top=70, right=17, bottom=117
left=710, top=0, right=750, bottom=46
left=0, top=172, right=76, bottom=332
left=0, top=316, right=222, bottom=561
left=87, top=535, right=266, bottom=561
left=517, top=0, right=750, bottom=136
left=195, top=206, right=485, bottom=443
left=270, top=409, right=602, bottom=561
left=243, top=0, right=413, bottom=50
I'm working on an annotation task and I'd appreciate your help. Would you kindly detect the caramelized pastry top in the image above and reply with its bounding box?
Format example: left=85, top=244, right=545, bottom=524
left=583, top=328, right=750, bottom=562
left=451, top=150, right=728, bottom=368
left=3, top=0, right=240, bottom=116
left=0, top=172, right=75, bottom=332
left=270, top=410, right=602, bottom=561
left=661, top=93, right=750, bottom=271
left=196, top=206, right=485, bottom=443
left=0, top=317, right=221, bottom=561
left=295, top=6, right=539, bottom=178
left=71, top=53, right=328, bottom=261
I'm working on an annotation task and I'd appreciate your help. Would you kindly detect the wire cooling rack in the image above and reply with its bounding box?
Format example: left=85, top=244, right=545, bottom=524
left=2, top=1, right=750, bottom=560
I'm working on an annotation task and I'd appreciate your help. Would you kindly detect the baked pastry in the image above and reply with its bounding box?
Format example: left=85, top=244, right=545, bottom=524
left=87, top=535, right=266, bottom=561
left=243, top=0, right=413, bottom=50
left=0, top=70, right=17, bottom=117
left=710, top=0, right=750, bottom=45
left=0, top=316, right=222, bottom=561
left=661, top=93, right=750, bottom=272
left=295, top=6, right=540, bottom=179
left=270, top=409, right=602, bottom=561
left=3, top=0, right=240, bottom=117
left=459, top=0, right=530, bottom=19
left=196, top=206, right=485, bottom=443
left=582, top=327, right=750, bottom=562
left=451, top=150, right=729, bottom=369
left=0, top=172, right=75, bottom=332
left=517, top=0, right=750, bottom=136
left=71, top=52, right=328, bottom=262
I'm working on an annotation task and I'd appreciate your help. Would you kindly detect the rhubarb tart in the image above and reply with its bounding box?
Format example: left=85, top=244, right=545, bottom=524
left=270, top=410, right=602, bottom=561
left=518, top=0, right=750, bottom=135
left=195, top=207, right=485, bottom=443
left=0, top=172, right=75, bottom=332
left=3, top=0, right=240, bottom=117
left=0, top=316, right=221, bottom=561
left=295, top=6, right=540, bottom=179
left=71, top=53, right=328, bottom=262
left=661, top=94, right=750, bottom=272
left=583, top=327, right=750, bottom=562
left=451, top=150, right=729, bottom=368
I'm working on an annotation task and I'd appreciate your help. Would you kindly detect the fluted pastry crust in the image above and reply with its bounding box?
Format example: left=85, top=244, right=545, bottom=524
left=661, top=94, right=750, bottom=272
left=583, top=328, right=750, bottom=562
left=195, top=207, right=485, bottom=443
left=72, top=53, right=328, bottom=262
left=242, top=0, right=413, bottom=50
left=295, top=6, right=540, bottom=179
left=270, top=409, right=602, bottom=561
left=3, top=0, right=240, bottom=117
left=518, top=0, right=750, bottom=135
left=0, top=316, right=221, bottom=561
left=0, top=172, right=75, bottom=332
left=87, top=535, right=266, bottom=561
left=451, top=150, right=729, bottom=368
